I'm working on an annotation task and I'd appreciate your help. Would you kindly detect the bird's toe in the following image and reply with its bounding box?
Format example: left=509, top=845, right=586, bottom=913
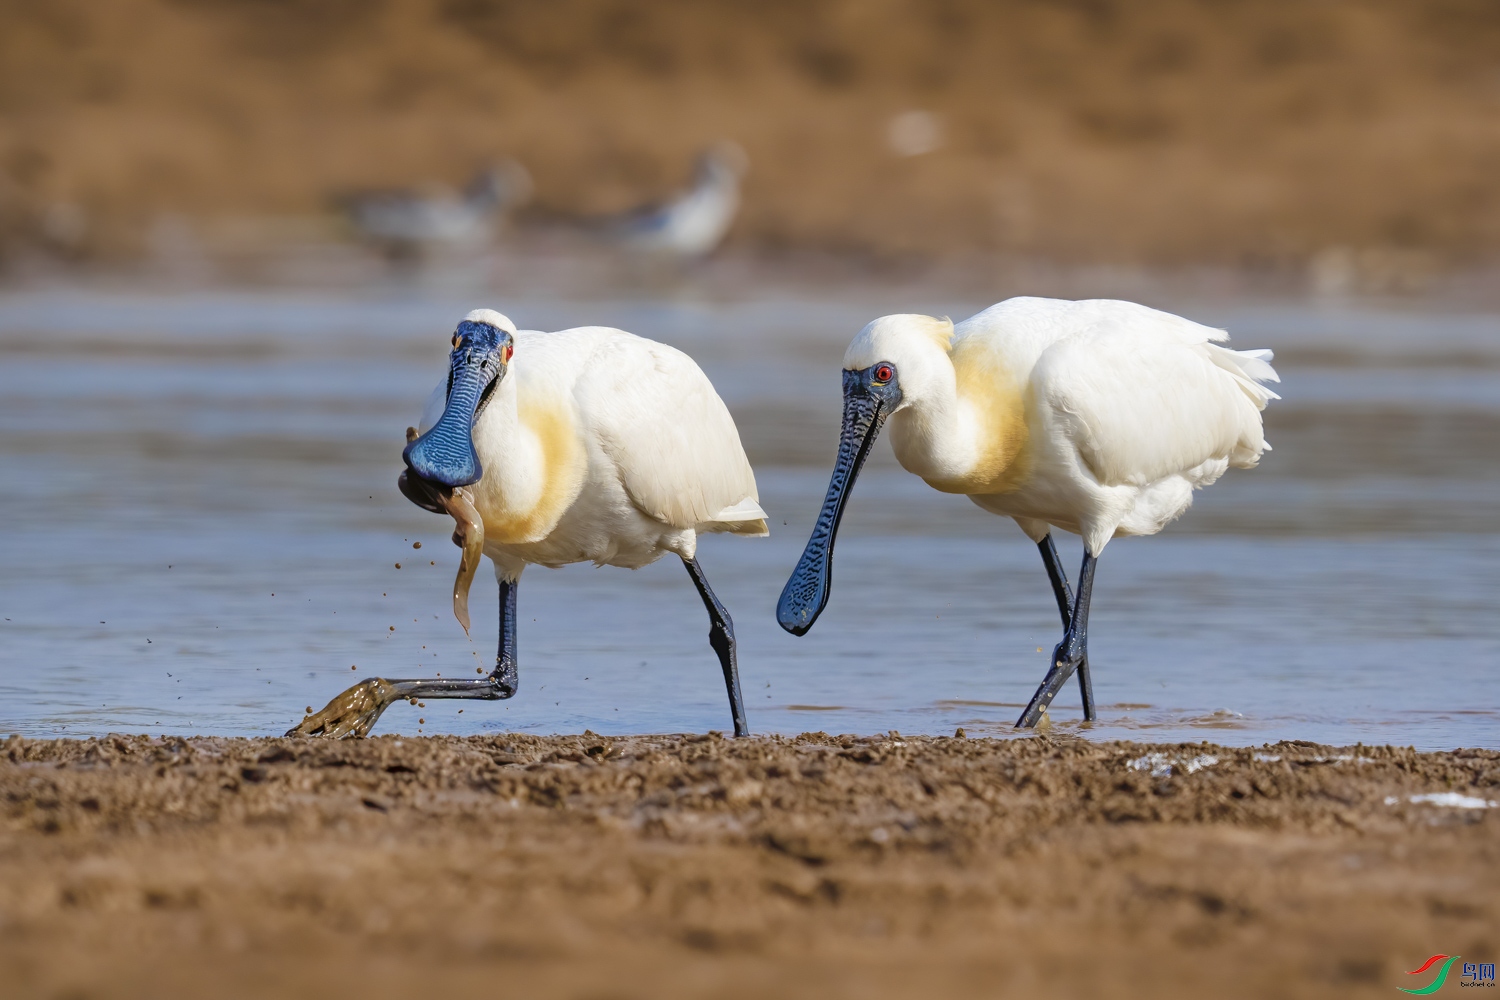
left=287, top=678, right=401, bottom=739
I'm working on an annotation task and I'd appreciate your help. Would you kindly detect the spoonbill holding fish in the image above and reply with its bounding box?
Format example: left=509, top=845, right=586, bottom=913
left=777, top=297, right=1279, bottom=728
left=293, top=309, right=767, bottom=738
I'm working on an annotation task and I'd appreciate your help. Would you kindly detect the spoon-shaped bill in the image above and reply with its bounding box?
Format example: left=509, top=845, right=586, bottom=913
left=404, top=317, right=512, bottom=491
left=776, top=374, right=889, bottom=635
left=402, top=360, right=494, bottom=488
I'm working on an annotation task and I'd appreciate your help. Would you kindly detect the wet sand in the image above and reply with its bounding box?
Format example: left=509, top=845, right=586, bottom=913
left=2, top=732, right=1495, bottom=998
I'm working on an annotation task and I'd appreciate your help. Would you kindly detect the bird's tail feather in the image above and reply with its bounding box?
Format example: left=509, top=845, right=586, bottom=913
left=699, top=497, right=769, bottom=537
left=1207, top=345, right=1281, bottom=408
left=710, top=497, right=767, bottom=521
left=703, top=517, right=769, bottom=537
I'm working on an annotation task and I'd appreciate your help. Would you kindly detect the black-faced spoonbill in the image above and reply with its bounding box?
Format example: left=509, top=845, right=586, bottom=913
left=777, top=297, right=1279, bottom=728
left=292, top=309, right=767, bottom=738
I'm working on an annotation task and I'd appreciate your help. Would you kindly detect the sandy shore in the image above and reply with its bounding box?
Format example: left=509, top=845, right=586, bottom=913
left=2, top=732, right=1495, bottom=998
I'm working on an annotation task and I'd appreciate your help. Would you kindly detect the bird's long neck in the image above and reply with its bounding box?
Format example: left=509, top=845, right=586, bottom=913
left=469, top=372, right=585, bottom=545
left=888, top=345, right=1029, bottom=494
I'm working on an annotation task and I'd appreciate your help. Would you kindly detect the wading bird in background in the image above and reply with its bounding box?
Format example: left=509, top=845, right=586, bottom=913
left=338, top=160, right=532, bottom=257
left=777, top=297, right=1279, bottom=727
left=293, top=309, right=767, bottom=738
left=606, top=141, right=748, bottom=258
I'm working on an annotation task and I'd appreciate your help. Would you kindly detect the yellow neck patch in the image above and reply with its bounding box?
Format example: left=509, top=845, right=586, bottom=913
left=484, top=392, right=586, bottom=545
left=925, top=336, right=1031, bottom=495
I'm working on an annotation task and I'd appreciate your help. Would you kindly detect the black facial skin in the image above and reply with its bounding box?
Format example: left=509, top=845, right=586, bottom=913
left=776, top=362, right=902, bottom=635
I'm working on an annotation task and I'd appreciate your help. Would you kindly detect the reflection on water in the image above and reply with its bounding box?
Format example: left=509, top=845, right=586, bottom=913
left=0, top=290, right=1496, bottom=750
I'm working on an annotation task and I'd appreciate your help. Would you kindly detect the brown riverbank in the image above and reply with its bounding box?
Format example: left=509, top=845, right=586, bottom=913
left=2, top=732, right=1496, bottom=998
left=3, top=0, right=1500, bottom=281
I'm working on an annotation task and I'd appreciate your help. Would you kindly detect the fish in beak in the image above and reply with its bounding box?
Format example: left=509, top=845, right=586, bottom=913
left=400, top=315, right=514, bottom=633
left=398, top=453, right=485, bottom=635
left=777, top=362, right=902, bottom=635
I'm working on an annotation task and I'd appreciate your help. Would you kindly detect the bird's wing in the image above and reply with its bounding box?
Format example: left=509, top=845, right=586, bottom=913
left=574, top=333, right=766, bottom=533
left=1031, top=303, right=1280, bottom=486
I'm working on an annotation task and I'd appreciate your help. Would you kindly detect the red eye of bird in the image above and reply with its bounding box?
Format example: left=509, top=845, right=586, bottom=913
left=874, top=364, right=894, bottom=383
left=503, top=343, right=514, bottom=363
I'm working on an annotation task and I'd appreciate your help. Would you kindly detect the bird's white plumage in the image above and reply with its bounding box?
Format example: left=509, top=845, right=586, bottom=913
left=421, top=323, right=765, bottom=582
left=845, top=297, right=1279, bottom=554
left=464, top=308, right=516, bottom=330
left=1021, top=299, right=1275, bottom=486
left=576, top=333, right=765, bottom=528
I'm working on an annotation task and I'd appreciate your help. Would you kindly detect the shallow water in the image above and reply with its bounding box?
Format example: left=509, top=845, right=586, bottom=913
left=0, top=289, right=1496, bottom=749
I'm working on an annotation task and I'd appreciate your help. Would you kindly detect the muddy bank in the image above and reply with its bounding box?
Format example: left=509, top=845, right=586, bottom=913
left=4, top=0, right=1500, bottom=276
left=2, top=732, right=1496, bottom=998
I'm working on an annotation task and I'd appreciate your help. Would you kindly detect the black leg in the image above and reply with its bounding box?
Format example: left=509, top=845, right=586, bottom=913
left=1016, top=550, right=1097, bottom=729
left=1036, top=535, right=1095, bottom=722
left=682, top=556, right=749, bottom=737
left=492, top=576, right=519, bottom=697
left=288, top=575, right=520, bottom=738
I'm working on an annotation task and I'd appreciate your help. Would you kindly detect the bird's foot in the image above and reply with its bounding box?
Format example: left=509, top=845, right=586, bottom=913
left=289, top=671, right=514, bottom=738
left=287, top=678, right=402, bottom=739
left=493, top=658, right=518, bottom=699
left=1016, top=637, right=1086, bottom=730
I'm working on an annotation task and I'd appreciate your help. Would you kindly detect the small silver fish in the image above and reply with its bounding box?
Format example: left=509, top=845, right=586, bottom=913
left=442, top=485, right=484, bottom=635
left=397, top=426, right=486, bottom=634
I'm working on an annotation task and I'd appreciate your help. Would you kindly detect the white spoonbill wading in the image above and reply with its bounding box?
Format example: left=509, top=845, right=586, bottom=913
left=777, top=297, right=1279, bottom=728
left=293, top=309, right=768, bottom=738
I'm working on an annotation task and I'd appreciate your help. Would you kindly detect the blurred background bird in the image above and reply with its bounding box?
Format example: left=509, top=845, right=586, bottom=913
left=602, top=141, right=748, bottom=259
left=337, top=160, right=532, bottom=259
